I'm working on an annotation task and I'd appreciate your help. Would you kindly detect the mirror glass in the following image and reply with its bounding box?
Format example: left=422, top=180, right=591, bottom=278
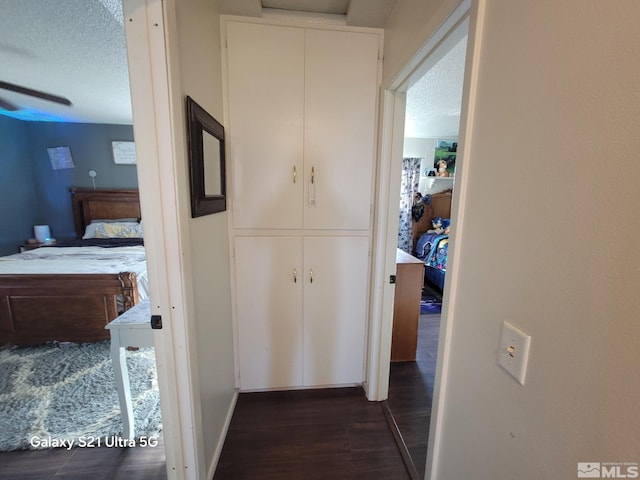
left=203, top=130, right=222, bottom=196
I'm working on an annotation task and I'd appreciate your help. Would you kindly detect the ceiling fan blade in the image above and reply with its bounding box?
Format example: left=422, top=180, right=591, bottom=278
left=0, top=96, right=19, bottom=111
left=0, top=80, right=72, bottom=107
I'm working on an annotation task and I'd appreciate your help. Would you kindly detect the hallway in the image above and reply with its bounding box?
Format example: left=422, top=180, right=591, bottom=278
left=215, top=387, right=410, bottom=479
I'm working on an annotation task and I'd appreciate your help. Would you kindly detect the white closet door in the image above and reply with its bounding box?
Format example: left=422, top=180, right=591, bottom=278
left=304, top=30, right=379, bottom=230
left=235, top=236, right=303, bottom=390
left=303, top=236, right=369, bottom=386
left=227, top=22, right=304, bottom=229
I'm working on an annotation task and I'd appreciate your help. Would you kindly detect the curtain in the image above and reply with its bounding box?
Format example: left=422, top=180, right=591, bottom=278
left=398, top=157, right=422, bottom=253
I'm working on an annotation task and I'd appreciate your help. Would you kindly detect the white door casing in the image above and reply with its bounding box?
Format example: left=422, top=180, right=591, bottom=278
left=123, top=0, right=196, bottom=477
left=368, top=1, right=475, bottom=479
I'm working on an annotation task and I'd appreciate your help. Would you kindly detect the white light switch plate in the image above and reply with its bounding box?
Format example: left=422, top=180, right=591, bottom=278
left=497, top=321, right=531, bottom=385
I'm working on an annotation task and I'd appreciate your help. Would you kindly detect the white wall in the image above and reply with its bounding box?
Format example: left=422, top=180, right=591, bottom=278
left=403, top=137, right=435, bottom=159
left=403, top=137, right=456, bottom=194
left=382, top=0, right=462, bottom=88
left=165, top=0, right=236, bottom=475
left=388, top=1, right=640, bottom=478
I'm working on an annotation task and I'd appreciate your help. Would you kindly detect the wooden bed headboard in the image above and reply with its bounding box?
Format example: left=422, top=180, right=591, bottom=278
left=411, top=189, right=453, bottom=252
left=70, top=188, right=141, bottom=239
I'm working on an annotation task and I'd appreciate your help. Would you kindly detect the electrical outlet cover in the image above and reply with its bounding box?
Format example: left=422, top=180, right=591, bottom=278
left=497, top=321, right=531, bottom=385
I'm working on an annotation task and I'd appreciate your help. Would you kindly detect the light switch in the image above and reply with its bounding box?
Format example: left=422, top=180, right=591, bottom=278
left=497, top=321, right=531, bottom=385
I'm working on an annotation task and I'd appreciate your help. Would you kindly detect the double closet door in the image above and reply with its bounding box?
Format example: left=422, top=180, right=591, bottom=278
left=226, top=21, right=379, bottom=230
left=234, top=236, right=369, bottom=391
left=225, top=19, right=381, bottom=390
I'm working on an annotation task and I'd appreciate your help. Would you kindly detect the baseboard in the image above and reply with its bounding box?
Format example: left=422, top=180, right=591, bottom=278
left=207, top=388, right=239, bottom=480
left=238, top=383, right=360, bottom=393
left=381, top=400, right=420, bottom=480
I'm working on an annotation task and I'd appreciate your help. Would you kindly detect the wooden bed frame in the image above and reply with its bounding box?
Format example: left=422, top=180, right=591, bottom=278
left=0, top=188, right=142, bottom=346
left=71, top=187, right=141, bottom=239
left=411, top=189, right=453, bottom=253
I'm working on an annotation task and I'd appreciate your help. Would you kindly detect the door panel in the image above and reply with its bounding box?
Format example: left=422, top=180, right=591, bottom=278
left=227, top=23, right=304, bottom=229
left=303, top=236, right=369, bottom=386
left=304, top=30, right=379, bottom=230
left=235, top=236, right=303, bottom=390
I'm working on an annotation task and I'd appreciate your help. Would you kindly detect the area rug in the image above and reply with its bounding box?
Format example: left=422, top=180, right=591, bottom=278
left=0, top=341, right=162, bottom=451
left=420, top=284, right=443, bottom=314
left=420, top=298, right=442, bottom=314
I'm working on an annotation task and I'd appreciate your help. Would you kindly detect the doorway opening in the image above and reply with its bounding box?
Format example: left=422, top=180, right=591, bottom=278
left=0, top=0, right=166, bottom=474
left=382, top=13, right=469, bottom=480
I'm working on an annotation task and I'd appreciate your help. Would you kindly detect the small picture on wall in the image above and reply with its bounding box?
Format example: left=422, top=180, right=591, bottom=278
left=112, top=141, right=137, bottom=165
left=434, top=139, right=457, bottom=177
left=47, top=146, right=75, bottom=170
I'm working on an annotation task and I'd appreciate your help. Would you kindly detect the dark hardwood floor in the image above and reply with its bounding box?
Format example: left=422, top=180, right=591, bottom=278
left=387, top=313, right=441, bottom=480
left=215, top=387, right=410, bottom=479
left=0, top=317, right=438, bottom=480
left=0, top=434, right=167, bottom=480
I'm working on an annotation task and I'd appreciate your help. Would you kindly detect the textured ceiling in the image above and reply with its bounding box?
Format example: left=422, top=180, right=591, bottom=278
left=0, top=0, right=461, bottom=135
left=405, top=34, right=468, bottom=139
left=1, top=0, right=397, bottom=124
left=0, top=0, right=132, bottom=124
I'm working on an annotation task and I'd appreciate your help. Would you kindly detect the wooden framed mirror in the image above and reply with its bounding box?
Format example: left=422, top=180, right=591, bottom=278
left=186, top=95, right=226, bottom=217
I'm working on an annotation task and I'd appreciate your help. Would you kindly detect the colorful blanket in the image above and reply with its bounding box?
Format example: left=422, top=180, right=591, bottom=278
left=415, top=233, right=449, bottom=272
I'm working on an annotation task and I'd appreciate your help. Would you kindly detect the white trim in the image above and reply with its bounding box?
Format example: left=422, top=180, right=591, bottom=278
left=425, top=1, right=484, bottom=477
left=369, top=0, right=471, bottom=402
left=123, top=0, right=200, bottom=478
left=368, top=0, right=480, bottom=478
left=220, top=13, right=382, bottom=34
left=219, top=17, right=241, bottom=389
left=365, top=89, right=406, bottom=400
left=387, top=0, right=472, bottom=92
left=262, top=7, right=348, bottom=25
left=207, top=389, right=239, bottom=479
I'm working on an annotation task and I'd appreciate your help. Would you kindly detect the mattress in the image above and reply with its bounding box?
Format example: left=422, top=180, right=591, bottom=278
left=0, top=246, right=149, bottom=301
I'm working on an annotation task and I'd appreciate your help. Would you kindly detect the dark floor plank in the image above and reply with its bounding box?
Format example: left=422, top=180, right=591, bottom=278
left=215, top=387, right=410, bottom=480
left=1, top=315, right=439, bottom=480
left=381, top=400, right=420, bottom=480
left=387, top=313, right=441, bottom=480
left=0, top=447, right=73, bottom=479
left=0, top=434, right=166, bottom=479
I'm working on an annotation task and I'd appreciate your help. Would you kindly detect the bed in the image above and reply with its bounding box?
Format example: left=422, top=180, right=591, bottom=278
left=411, top=189, right=453, bottom=291
left=0, top=188, right=147, bottom=346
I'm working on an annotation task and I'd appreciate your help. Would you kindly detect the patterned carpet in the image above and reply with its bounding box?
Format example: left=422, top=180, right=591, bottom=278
left=0, top=341, right=162, bottom=451
left=420, top=282, right=443, bottom=314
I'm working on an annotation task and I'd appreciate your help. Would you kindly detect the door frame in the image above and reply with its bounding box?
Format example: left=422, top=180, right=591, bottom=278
left=367, top=0, right=485, bottom=477
left=123, top=0, right=201, bottom=478
left=367, top=0, right=471, bottom=400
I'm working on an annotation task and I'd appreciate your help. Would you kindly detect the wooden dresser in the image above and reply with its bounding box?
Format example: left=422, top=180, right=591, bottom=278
left=391, top=249, right=425, bottom=362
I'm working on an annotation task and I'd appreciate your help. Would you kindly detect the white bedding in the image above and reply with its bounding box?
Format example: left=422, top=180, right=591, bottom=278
left=0, top=246, right=149, bottom=301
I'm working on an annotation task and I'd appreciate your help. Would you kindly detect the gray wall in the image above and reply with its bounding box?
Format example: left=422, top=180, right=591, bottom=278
left=0, top=118, right=135, bottom=254
left=0, top=116, right=38, bottom=255
left=27, top=122, right=136, bottom=240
